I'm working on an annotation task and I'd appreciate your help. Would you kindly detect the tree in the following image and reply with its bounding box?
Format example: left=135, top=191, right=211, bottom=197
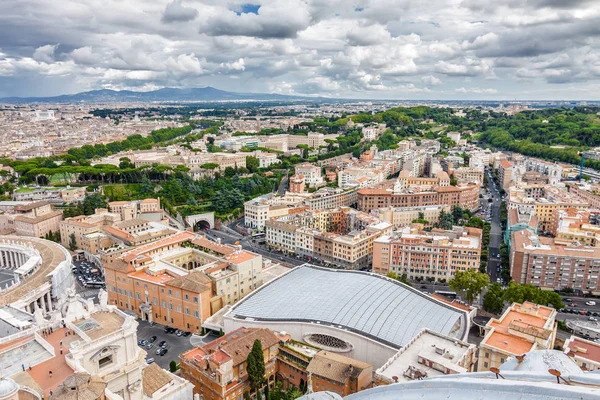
left=439, top=210, right=454, bottom=230
left=68, top=233, right=77, bottom=251
left=246, top=156, right=260, bottom=173
left=169, top=360, right=177, bottom=372
left=246, top=339, right=266, bottom=393
left=264, top=384, right=269, bottom=400
left=483, top=282, right=505, bottom=314
left=399, top=273, right=412, bottom=287
left=83, top=193, right=107, bottom=215
left=449, top=270, right=490, bottom=304
left=502, top=281, right=565, bottom=310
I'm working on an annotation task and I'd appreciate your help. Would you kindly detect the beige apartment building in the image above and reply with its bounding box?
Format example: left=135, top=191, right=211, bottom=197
left=499, top=160, right=513, bottom=191
left=60, top=209, right=121, bottom=250
left=478, top=302, right=557, bottom=371
left=358, top=184, right=480, bottom=213
left=373, top=225, right=482, bottom=281
left=510, top=229, right=600, bottom=293
left=372, top=205, right=451, bottom=228
left=453, top=166, right=484, bottom=183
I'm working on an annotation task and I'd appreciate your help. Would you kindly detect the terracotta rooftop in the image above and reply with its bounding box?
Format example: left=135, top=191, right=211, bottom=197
left=225, top=250, right=259, bottom=264
left=165, top=270, right=211, bottom=293
left=565, top=337, right=600, bottom=365
left=183, top=327, right=280, bottom=368
left=483, top=330, right=534, bottom=355
left=191, top=236, right=234, bottom=256
left=431, top=293, right=473, bottom=312
left=50, top=373, right=107, bottom=400
left=122, top=231, right=196, bottom=262
left=130, top=269, right=175, bottom=285
left=500, top=160, right=513, bottom=169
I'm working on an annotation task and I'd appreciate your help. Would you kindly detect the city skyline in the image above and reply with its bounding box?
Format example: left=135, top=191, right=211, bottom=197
left=1, top=0, right=599, bottom=100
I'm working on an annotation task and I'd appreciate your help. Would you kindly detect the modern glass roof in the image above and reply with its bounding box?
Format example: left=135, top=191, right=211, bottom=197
left=231, top=264, right=467, bottom=348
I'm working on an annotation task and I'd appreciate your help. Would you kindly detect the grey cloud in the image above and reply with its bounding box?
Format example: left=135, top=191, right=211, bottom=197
left=162, top=0, right=199, bottom=23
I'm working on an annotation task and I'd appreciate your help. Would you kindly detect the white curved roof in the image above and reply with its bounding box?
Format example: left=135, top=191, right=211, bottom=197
left=230, top=265, right=468, bottom=348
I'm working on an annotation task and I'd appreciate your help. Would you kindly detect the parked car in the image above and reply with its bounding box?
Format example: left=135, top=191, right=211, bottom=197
left=587, top=311, right=592, bottom=316
left=569, top=303, right=578, bottom=307
left=183, top=332, right=191, bottom=337
left=159, top=341, right=167, bottom=348
left=590, top=316, right=598, bottom=322
left=148, top=336, right=157, bottom=343
left=580, top=310, right=587, bottom=315
left=587, top=301, right=597, bottom=306
left=146, top=358, right=155, bottom=364
left=564, top=298, right=573, bottom=302
left=146, top=342, right=154, bottom=350
left=158, top=348, right=168, bottom=356
left=175, top=330, right=184, bottom=337
left=138, top=339, right=146, bottom=346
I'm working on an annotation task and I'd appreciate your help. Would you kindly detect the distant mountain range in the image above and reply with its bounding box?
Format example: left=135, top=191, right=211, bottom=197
left=0, top=87, right=328, bottom=104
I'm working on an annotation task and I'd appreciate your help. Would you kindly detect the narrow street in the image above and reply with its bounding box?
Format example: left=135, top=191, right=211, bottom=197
left=485, top=169, right=502, bottom=283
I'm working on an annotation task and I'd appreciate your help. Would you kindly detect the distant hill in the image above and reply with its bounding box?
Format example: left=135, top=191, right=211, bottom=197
left=0, top=86, right=326, bottom=103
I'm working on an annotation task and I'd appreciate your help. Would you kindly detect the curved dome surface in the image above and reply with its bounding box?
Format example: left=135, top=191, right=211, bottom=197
left=0, top=377, right=19, bottom=397
left=230, top=265, right=468, bottom=348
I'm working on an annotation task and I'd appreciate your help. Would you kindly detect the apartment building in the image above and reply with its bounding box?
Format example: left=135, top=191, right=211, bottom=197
left=180, top=328, right=281, bottom=400
left=244, top=193, right=308, bottom=231
left=108, top=198, right=162, bottom=221
left=295, top=163, right=323, bottom=187
left=510, top=229, right=600, bottom=293
left=440, top=155, right=463, bottom=172
left=266, top=208, right=392, bottom=269
left=304, top=188, right=358, bottom=210
left=289, top=174, right=305, bottom=193
left=394, top=170, right=450, bottom=191
left=338, top=167, right=385, bottom=189
left=499, top=160, right=514, bottom=191
left=103, top=232, right=264, bottom=332
left=60, top=209, right=121, bottom=250
left=453, top=167, right=484, bottom=184
left=553, top=209, right=600, bottom=246
left=372, top=205, right=451, bottom=228
left=563, top=335, right=600, bottom=371
left=507, top=186, right=589, bottom=233
left=372, top=225, right=482, bottom=281
left=358, top=183, right=480, bottom=213
left=278, top=342, right=373, bottom=396
left=570, top=183, right=600, bottom=209
left=478, top=302, right=557, bottom=371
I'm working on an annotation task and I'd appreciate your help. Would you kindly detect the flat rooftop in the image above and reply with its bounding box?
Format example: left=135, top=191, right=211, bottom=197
left=377, top=329, right=474, bottom=383
left=229, top=265, right=468, bottom=348
left=73, top=311, right=124, bottom=340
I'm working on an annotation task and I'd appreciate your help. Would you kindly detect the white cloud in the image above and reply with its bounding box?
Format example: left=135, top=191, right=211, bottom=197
left=0, top=0, right=597, bottom=99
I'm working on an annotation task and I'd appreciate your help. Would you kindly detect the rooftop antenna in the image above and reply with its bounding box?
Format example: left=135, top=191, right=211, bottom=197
left=548, top=369, right=570, bottom=385
left=490, top=367, right=504, bottom=379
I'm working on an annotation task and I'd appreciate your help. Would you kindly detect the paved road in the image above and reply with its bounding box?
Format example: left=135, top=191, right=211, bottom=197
left=204, top=229, right=304, bottom=267
left=485, top=168, right=503, bottom=283
left=277, top=173, right=289, bottom=196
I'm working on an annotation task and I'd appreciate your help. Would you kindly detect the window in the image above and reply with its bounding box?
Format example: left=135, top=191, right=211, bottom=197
left=136, top=293, right=140, bottom=300
left=194, top=311, right=199, bottom=318
left=485, top=352, right=489, bottom=358
left=185, top=294, right=189, bottom=300
left=186, top=308, right=190, bottom=315
left=484, top=362, right=488, bottom=368
left=168, top=289, right=172, bottom=295
left=99, top=355, right=113, bottom=368
left=169, top=303, right=173, bottom=310
left=194, top=297, right=198, bottom=303
left=500, top=358, right=505, bottom=363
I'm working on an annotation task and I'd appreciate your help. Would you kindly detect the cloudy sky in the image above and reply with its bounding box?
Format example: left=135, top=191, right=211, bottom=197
left=0, top=0, right=599, bottom=99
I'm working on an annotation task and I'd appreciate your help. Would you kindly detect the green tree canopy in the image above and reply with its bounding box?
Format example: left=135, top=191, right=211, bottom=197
left=246, top=339, right=266, bottom=393
left=449, top=270, right=490, bottom=304
left=483, top=282, right=505, bottom=314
